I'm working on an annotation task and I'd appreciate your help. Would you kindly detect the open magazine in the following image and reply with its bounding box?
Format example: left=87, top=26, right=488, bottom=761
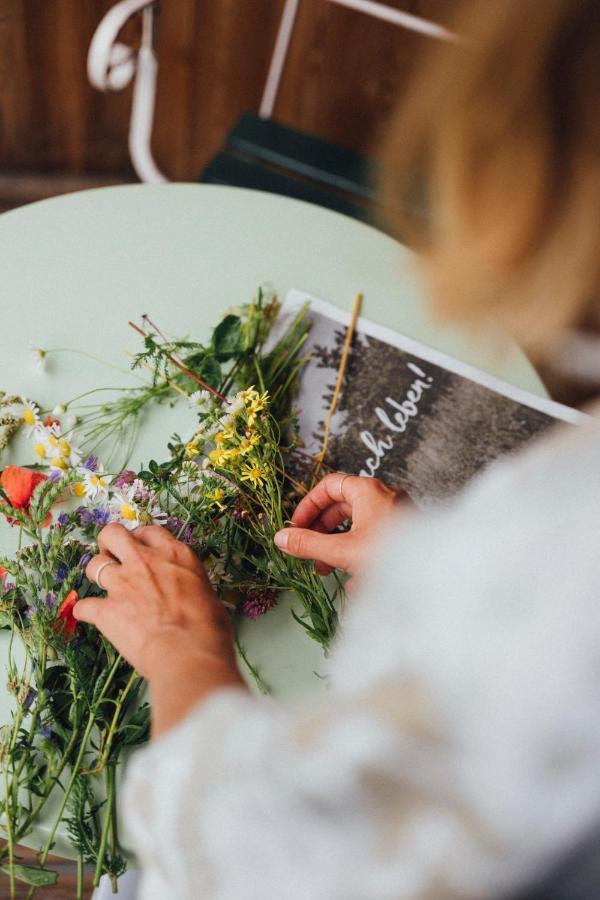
left=280, top=289, right=589, bottom=507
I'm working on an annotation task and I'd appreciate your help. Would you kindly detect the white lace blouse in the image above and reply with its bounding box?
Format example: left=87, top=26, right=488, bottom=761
left=123, top=413, right=600, bottom=900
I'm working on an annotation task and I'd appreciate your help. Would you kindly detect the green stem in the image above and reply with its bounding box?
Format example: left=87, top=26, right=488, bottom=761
left=93, top=766, right=115, bottom=887
left=234, top=633, right=269, bottom=695
left=76, top=853, right=84, bottom=900
left=2, top=763, right=16, bottom=899
left=26, top=654, right=123, bottom=898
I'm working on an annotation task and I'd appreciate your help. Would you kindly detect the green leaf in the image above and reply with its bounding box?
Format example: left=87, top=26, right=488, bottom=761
left=212, top=315, right=242, bottom=361
left=1, top=863, right=59, bottom=886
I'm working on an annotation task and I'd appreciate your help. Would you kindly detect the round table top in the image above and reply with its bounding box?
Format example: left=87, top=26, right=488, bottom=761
left=0, top=183, right=546, bottom=855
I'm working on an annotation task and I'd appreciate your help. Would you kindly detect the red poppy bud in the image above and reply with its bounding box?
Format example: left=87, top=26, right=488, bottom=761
left=56, top=590, right=79, bottom=638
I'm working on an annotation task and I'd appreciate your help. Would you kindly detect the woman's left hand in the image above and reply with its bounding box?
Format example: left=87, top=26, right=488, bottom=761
left=74, top=523, right=246, bottom=737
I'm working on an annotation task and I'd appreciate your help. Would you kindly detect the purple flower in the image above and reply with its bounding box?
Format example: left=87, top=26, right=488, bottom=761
left=241, top=587, right=279, bottom=620
left=49, top=469, right=62, bottom=484
left=55, top=565, right=68, bottom=584
left=166, top=517, right=184, bottom=535
left=78, top=552, right=93, bottom=569
left=166, top=518, right=196, bottom=546
left=92, top=507, right=111, bottom=527
left=23, top=607, right=33, bottom=621
left=39, top=724, right=53, bottom=740
left=57, top=512, right=69, bottom=527
left=24, top=688, right=37, bottom=710
left=77, top=506, right=94, bottom=526
left=133, top=482, right=150, bottom=502
left=44, top=592, right=57, bottom=609
left=83, top=455, right=99, bottom=472
left=113, top=470, right=136, bottom=489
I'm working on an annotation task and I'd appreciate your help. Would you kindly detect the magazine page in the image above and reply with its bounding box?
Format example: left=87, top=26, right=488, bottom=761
left=281, top=289, right=591, bottom=506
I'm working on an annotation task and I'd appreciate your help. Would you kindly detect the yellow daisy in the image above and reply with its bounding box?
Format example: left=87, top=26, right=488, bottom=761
left=239, top=433, right=260, bottom=455
left=208, top=448, right=228, bottom=467
left=241, top=463, right=266, bottom=488
left=206, top=487, right=227, bottom=510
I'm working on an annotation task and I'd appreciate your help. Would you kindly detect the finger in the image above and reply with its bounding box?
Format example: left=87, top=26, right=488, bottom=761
left=274, top=526, right=353, bottom=570
left=312, top=502, right=351, bottom=534
left=73, top=595, right=113, bottom=627
left=86, top=553, right=122, bottom=591
left=291, top=474, right=354, bottom=528
left=132, top=525, right=176, bottom=549
left=98, top=522, right=140, bottom=562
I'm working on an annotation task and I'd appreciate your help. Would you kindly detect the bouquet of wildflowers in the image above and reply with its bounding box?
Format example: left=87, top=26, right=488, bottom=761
left=0, top=288, right=343, bottom=897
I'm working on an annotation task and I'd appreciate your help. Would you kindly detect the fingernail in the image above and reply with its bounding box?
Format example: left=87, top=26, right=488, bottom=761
left=274, top=530, right=288, bottom=550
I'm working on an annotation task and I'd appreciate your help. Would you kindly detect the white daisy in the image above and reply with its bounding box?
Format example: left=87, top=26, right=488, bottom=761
left=81, top=468, right=111, bottom=502
left=228, top=394, right=246, bottom=416
left=29, top=345, right=47, bottom=370
left=21, top=398, right=40, bottom=435
left=188, top=390, right=213, bottom=412
left=109, top=490, right=141, bottom=530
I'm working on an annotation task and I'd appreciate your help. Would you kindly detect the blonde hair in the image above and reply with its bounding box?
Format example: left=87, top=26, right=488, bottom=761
left=382, top=1, right=600, bottom=354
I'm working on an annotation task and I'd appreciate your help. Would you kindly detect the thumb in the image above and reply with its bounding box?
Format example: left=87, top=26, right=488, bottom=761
left=274, top=527, right=353, bottom=571
left=73, top=597, right=107, bottom=627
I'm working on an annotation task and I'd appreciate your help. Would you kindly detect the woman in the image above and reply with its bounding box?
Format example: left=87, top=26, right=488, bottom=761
left=77, top=1, right=600, bottom=897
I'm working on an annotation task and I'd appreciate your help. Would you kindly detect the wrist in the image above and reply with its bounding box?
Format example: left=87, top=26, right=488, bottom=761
left=145, top=639, right=246, bottom=739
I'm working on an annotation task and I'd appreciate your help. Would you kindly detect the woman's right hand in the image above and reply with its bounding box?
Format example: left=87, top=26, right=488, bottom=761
left=274, top=472, right=410, bottom=577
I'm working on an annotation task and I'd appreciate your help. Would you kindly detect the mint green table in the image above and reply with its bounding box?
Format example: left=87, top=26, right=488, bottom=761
left=0, top=184, right=546, bottom=856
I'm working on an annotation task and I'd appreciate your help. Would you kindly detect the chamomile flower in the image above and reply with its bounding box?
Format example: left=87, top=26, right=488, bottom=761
left=228, top=393, right=246, bottom=416
left=29, top=345, right=47, bottom=370
left=188, top=390, right=213, bottom=412
left=81, top=467, right=110, bottom=502
left=52, top=404, right=66, bottom=416
left=21, top=399, right=40, bottom=434
left=109, top=492, right=141, bottom=529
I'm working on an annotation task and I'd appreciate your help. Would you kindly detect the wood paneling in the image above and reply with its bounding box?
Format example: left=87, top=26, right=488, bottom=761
left=0, top=0, right=448, bottom=184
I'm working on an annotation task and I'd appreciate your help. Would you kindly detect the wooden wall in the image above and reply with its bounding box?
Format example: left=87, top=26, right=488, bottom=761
left=0, top=0, right=447, bottom=191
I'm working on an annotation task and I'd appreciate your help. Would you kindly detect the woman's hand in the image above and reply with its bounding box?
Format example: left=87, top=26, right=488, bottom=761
left=274, top=473, right=409, bottom=578
left=73, top=523, right=246, bottom=738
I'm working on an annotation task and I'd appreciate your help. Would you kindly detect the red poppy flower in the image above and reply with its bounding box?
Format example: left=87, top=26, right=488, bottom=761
left=0, top=566, right=7, bottom=582
left=1, top=466, right=48, bottom=509
left=0, top=466, right=50, bottom=525
left=55, top=590, right=79, bottom=638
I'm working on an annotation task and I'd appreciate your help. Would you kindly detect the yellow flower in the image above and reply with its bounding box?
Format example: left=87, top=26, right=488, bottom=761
left=207, top=487, right=226, bottom=510
left=34, top=442, right=47, bottom=459
left=214, top=431, right=226, bottom=447
left=241, top=463, right=266, bottom=488
left=223, top=448, right=241, bottom=466
left=120, top=503, right=138, bottom=522
left=185, top=441, right=199, bottom=458
left=208, top=448, right=228, bottom=467
left=59, top=440, right=71, bottom=458
left=50, top=457, right=68, bottom=471
left=23, top=408, right=36, bottom=426
left=239, top=433, right=260, bottom=455
left=73, top=482, right=86, bottom=497
left=240, top=387, right=259, bottom=404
